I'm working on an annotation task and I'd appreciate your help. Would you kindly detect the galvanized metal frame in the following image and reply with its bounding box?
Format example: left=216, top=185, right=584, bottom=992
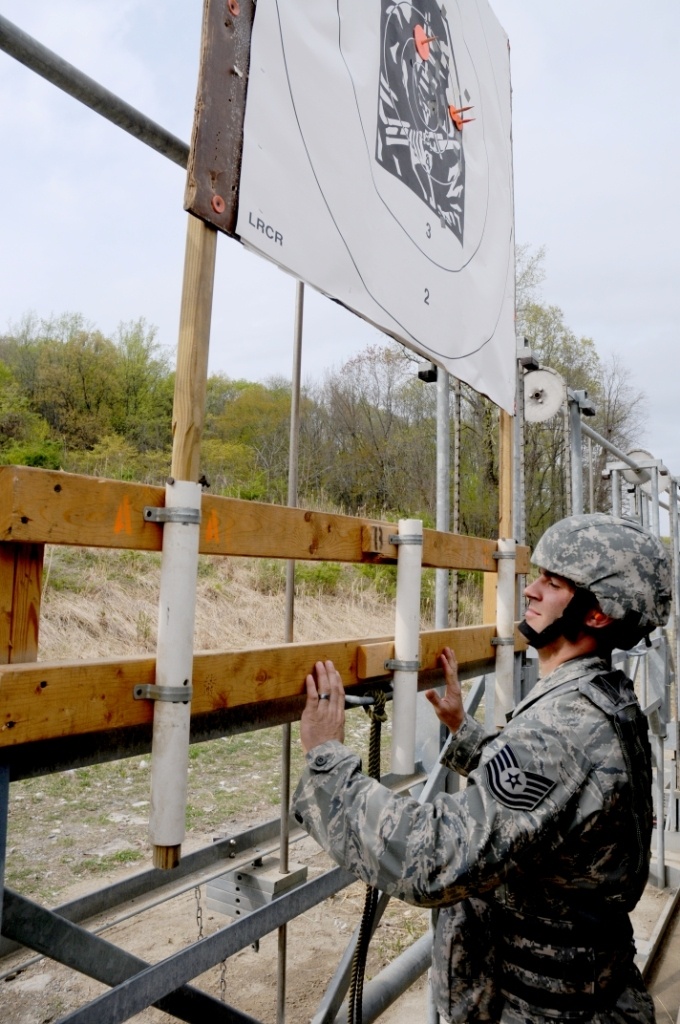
left=0, top=13, right=189, bottom=168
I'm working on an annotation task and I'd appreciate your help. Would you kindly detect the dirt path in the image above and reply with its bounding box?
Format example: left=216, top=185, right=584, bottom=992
left=2, top=844, right=676, bottom=1024
left=1, top=832, right=431, bottom=1024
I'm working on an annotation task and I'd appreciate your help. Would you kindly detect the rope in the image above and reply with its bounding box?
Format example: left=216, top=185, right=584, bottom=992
left=348, top=689, right=388, bottom=1024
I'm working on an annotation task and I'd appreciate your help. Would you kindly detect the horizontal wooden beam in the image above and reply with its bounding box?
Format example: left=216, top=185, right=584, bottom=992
left=0, top=466, right=529, bottom=572
left=357, top=624, right=528, bottom=678
left=0, top=625, right=527, bottom=748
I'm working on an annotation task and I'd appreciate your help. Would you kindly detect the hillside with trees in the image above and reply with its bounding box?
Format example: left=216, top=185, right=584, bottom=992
left=0, top=251, right=646, bottom=550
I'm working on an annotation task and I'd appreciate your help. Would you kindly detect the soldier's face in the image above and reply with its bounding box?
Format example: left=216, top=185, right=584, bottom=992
left=524, top=571, right=575, bottom=634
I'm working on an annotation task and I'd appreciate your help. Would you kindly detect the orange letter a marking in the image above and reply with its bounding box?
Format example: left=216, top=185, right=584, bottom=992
left=114, top=496, right=133, bottom=535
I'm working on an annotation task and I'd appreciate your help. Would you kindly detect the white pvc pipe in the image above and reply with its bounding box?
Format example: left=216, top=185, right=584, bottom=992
left=149, top=479, right=202, bottom=850
left=391, top=519, right=423, bottom=774
left=494, top=537, right=516, bottom=729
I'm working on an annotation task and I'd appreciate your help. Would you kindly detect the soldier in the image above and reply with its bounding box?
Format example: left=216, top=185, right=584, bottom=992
left=293, top=513, right=671, bottom=1023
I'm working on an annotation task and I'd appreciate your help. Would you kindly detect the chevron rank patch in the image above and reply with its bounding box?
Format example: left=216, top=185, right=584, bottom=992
left=484, top=744, right=555, bottom=811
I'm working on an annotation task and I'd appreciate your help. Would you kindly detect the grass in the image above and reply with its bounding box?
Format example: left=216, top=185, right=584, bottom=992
left=5, top=714, right=384, bottom=901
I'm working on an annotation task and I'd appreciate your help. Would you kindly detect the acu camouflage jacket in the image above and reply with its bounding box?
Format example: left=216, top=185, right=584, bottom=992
left=292, top=654, right=655, bottom=1024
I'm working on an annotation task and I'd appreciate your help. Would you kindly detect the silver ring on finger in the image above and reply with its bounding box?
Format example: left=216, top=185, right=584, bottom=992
left=318, top=693, right=330, bottom=701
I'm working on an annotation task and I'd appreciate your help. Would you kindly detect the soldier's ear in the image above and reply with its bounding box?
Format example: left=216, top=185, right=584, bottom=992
left=583, top=608, right=614, bottom=630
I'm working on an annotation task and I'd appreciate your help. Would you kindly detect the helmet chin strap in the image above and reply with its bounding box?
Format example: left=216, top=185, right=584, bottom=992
left=518, top=614, right=569, bottom=650
left=519, top=589, right=595, bottom=650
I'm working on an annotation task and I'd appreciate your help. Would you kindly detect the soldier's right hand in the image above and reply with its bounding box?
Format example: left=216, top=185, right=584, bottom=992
left=300, top=659, right=346, bottom=753
left=424, top=646, right=465, bottom=735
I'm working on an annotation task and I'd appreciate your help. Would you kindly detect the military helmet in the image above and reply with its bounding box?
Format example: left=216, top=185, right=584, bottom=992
left=532, top=513, right=671, bottom=632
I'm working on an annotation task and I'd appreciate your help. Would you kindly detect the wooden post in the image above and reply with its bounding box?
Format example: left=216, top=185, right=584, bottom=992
left=0, top=541, right=44, bottom=933
left=171, top=215, right=218, bottom=482
left=151, top=214, right=217, bottom=871
left=482, top=408, right=514, bottom=624
left=0, top=544, right=43, bottom=665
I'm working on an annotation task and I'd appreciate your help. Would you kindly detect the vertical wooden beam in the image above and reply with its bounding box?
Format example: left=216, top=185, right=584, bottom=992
left=482, top=573, right=497, bottom=624
left=483, top=408, right=514, bottom=626
left=0, top=543, right=43, bottom=665
left=170, top=215, right=218, bottom=482
left=0, top=541, right=44, bottom=934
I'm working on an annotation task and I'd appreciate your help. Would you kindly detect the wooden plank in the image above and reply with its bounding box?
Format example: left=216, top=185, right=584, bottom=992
left=184, top=0, right=255, bottom=235
left=0, top=626, right=527, bottom=749
left=515, top=545, right=530, bottom=574
left=0, top=640, right=367, bottom=747
left=0, top=467, right=530, bottom=572
left=362, top=523, right=500, bottom=572
left=358, top=625, right=494, bottom=679
left=0, top=467, right=163, bottom=551
left=358, top=624, right=528, bottom=678
left=0, top=543, right=43, bottom=665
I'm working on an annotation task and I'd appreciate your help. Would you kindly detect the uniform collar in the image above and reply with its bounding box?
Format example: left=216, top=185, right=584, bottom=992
left=510, top=654, right=610, bottom=719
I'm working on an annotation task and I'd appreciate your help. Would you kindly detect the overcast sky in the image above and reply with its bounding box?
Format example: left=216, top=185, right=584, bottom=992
left=1, top=1, right=678, bottom=479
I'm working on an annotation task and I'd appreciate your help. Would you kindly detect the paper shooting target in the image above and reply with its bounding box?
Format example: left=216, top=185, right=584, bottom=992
left=376, top=1, right=468, bottom=246
left=187, top=0, right=516, bottom=411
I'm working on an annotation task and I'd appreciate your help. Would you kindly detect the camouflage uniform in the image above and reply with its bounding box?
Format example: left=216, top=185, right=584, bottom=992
left=293, top=514, right=669, bottom=1022
left=293, top=654, right=655, bottom=1023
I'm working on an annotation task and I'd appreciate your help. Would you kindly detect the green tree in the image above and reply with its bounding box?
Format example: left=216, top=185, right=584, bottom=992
left=205, top=376, right=295, bottom=503
left=318, top=344, right=437, bottom=517
left=111, top=319, right=173, bottom=450
left=35, top=330, right=120, bottom=446
left=517, top=248, right=647, bottom=541
left=0, top=362, right=47, bottom=446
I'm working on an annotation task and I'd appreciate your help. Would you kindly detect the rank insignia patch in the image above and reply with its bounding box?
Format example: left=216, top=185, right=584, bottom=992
left=484, top=744, right=555, bottom=811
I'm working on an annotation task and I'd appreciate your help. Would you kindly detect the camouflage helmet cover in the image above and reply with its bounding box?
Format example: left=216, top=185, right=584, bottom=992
left=532, top=513, right=672, bottom=631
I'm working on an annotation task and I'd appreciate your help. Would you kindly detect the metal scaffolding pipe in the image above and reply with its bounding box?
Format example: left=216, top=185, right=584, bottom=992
left=278, top=280, right=305, bottom=1024
left=581, top=421, right=670, bottom=512
left=569, top=398, right=584, bottom=515
left=649, top=467, right=661, bottom=537
left=563, top=406, right=572, bottom=516
left=514, top=366, right=526, bottom=546
left=580, top=422, right=641, bottom=468
left=670, top=481, right=680, bottom=722
left=588, top=436, right=595, bottom=513
left=0, top=14, right=190, bottom=168
left=611, top=469, right=622, bottom=517
left=333, top=932, right=432, bottom=1024
left=0, top=764, right=8, bottom=937
left=311, top=677, right=485, bottom=1024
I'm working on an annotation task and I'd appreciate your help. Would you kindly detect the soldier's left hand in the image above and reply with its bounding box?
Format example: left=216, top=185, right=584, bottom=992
left=425, top=646, right=465, bottom=734
left=300, top=660, right=346, bottom=753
